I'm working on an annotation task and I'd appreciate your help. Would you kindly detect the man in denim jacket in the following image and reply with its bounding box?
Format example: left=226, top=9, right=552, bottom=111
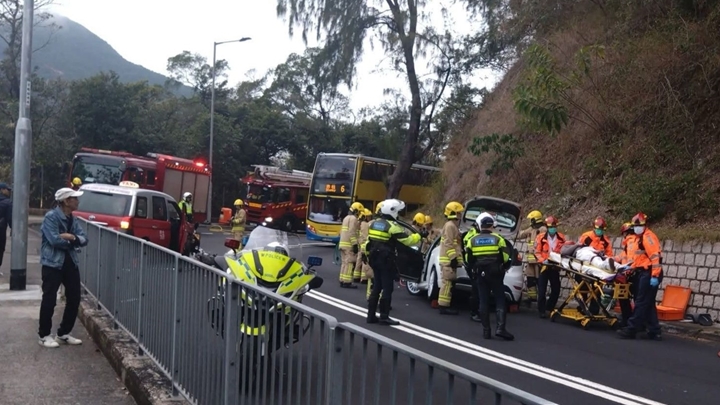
left=38, top=187, right=89, bottom=348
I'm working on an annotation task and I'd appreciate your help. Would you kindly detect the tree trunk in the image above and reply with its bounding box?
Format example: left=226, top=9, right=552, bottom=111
left=385, top=0, right=422, bottom=199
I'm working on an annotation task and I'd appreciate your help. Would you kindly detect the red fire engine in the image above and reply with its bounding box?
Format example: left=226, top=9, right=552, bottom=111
left=67, top=147, right=212, bottom=223
left=241, top=165, right=311, bottom=231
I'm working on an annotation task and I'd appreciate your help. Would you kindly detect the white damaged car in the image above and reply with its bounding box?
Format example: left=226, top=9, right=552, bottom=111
left=402, top=196, right=525, bottom=310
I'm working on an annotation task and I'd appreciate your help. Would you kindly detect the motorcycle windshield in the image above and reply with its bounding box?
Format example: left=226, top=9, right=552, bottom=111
left=241, top=225, right=302, bottom=260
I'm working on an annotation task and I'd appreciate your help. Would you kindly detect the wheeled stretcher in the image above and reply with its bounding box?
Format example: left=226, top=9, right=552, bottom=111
left=545, top=251, right=632, bottom=329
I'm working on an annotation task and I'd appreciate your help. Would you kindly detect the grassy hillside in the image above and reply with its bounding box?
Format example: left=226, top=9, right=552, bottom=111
left=0, top=15, right=192, bottom=96
left=433, top=1, right=720, bottom=241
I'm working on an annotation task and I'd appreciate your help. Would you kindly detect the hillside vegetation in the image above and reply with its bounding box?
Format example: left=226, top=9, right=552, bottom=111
left=434, top=0, right=720, bottom=241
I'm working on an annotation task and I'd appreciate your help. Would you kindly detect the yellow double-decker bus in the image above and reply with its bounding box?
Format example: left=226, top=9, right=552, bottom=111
left=305, top=153, right=441, bottom=242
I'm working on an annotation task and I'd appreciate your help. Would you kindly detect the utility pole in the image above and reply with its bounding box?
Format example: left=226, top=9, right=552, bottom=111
left=10, top=0, right=34, bottom=291
left=206, top=36, right=251, bottom=225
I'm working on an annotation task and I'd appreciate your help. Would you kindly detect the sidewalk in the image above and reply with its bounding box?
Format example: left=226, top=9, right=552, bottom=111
left=0, top=226, right=136, bottom=405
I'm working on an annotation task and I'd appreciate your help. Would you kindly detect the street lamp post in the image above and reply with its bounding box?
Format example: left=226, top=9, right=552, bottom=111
left=206, top=36, right=251, bottom=224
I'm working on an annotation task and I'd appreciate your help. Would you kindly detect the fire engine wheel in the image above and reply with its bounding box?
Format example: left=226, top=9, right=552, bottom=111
left=280, top=216, right=296, bottom=232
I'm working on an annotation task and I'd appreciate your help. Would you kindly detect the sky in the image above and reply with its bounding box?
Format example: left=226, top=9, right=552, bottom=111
left=49, top=0, right=502, bottom=113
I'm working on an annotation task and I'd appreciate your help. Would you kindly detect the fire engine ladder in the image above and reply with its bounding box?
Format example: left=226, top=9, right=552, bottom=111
left=252, top=164, right=313, bottom=186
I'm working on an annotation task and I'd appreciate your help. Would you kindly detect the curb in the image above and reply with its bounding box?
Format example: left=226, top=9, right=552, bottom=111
left=77, top=296, right=191, bottom=405
left=660, top=322, right=720, bottom=343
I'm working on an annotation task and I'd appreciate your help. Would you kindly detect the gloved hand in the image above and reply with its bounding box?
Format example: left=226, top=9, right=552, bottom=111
left=419, top=229, right=429, bottom=238
left=450, top=258, right=458, bottom=269
left=361, top=253, right=368, bottom=264
left=352, top=244, right=358, bottom=254
left=650, top=277, right=659, bottom=288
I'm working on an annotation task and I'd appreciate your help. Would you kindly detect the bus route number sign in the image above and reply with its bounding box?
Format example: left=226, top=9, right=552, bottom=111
left=325, top=183, right=346, bottom=194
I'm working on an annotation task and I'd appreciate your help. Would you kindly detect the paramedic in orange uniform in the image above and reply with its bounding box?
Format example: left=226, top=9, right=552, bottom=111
left=534, top=216, right=566, bottom=318
left=577, top=217, right=614, bottom=314
left=617, top=213, right=663, bottom=340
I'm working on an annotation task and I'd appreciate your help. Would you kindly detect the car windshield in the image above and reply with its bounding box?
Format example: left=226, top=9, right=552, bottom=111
left=465, top=208, right=518, bottom=230
left=307, top=196, right=349, bottom=224
left=77, top=191, right=132, bottom=216
left=72, top=157, right=123, bottom=185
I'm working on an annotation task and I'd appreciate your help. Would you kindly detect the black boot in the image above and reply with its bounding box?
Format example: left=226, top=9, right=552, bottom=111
left=378, top=299, right=400, bottom=326
left=495, top=308, right=514, bottom=341
left=367, top=295, right=379, bottom=324
left=439, top=306, right=459, bottom=315
left=480, top=311, right=491, bottom=339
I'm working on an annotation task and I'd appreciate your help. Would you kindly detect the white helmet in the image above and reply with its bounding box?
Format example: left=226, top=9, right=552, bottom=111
left=266, top=241, right=289, bottom=257
left=183, top=192, right=192, bottom=199
left=475, top=212, right=496, bottom=228
left=379, top=199, right=405, bottom=219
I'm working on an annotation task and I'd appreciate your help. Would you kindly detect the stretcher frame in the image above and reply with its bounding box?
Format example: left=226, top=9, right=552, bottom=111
left=545, top=255, right=632, bottom=330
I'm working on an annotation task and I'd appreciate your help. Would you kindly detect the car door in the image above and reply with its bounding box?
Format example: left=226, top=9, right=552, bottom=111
left=166, top=199, right=182, bottom=253
left=151, top=195, right=171, bottom=248
left=394, top=218, right=426, bottom=282
left=132, top=196, right=155, bottom=240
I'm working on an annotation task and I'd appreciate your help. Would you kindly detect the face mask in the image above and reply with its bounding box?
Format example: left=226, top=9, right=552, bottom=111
left=548, top=227, right=557, bottom=236
left=594, top=228, right=604, bottom=236
left=634, top=226, right=645, bottom=235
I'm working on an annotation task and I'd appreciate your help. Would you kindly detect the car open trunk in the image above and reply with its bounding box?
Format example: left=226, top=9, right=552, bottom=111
left=461, top=196, right=522, bottom=241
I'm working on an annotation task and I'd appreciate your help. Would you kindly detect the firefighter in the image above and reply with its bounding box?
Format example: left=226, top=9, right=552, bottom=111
left=424, top=215, right=441, bottom=244
left=365, top=199, right=421, bottom=325
left=338, top=202, right=364, bottom=288
left=534, top=216, right=566, bottom=318
left=517, top=210, right=546, bottom=301
left=356, top=208, right=372, bottom=285
left=577, top=216, right=615, bottom=315
left=363, top=203, right=384, bottom=299
left=231, top=199, right=246, bottom=245
left=465, top=213, right=514, bottom=340
left=71, top=177, right=82, bottom=190
left=617, top=213, right=663, bottom=340
left=179, top=192, right=194, bottom=223
left=411, top=212, right=430, bottom=252
left=438, top=201, right=464, bottom=315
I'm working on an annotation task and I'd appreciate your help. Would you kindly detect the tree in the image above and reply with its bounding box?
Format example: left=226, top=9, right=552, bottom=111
left=275, top=0, right=459, bottom=198
left=166, top=50, right=230, bottom=105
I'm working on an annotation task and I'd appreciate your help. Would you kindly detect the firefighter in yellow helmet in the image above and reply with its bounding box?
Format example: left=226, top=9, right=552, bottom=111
left=424, top=215, right=441, bottom=245
left=356, top=208, right=373, bottom=286
left=412, top=212, right=430, bottom=251
left=231, top=199, right=247, bottom=245
left=71, top=177, right=82, bottom=190
left=518, top=210, right=546, bottom=301
left=438, top=201, right=464, bottom=315
left=338, top=201, right=364, bottom=288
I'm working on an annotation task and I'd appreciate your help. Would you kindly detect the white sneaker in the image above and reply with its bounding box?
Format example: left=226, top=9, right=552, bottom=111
left=55, top=334, right=83, bottom=345
left=38, top=335, right=60, bottom=348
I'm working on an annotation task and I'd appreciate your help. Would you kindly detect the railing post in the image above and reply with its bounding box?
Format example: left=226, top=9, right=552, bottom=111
left=223, top=282, right=240, bottom=405
left=113, top=233, right=119, bottom=329
left=137, top=242, right=144, bottom=357
left=96, top=229, right=102, bottom=310
left=324, top=326, right=344, bottom=405
left=170, top=255, right=180, bottom=396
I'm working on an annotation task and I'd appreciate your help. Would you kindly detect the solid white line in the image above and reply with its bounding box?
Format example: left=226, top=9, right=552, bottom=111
left=306, top=290, right=665, bottom=405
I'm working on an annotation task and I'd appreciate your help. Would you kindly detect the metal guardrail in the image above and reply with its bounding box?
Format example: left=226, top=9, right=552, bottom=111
left=76, top=218, right=556, bottom=405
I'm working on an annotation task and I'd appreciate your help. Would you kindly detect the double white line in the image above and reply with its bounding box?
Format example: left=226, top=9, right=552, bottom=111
left=306, top=290, right=666, bottom=405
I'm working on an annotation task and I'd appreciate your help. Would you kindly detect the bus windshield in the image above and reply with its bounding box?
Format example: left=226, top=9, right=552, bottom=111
left=71, top=156, right=123, bottom=185
left=246, top=184, right=272, bottom=203
left=307, top=196, right=349, bottom=224
left=310, top=155, right=357, bottom=197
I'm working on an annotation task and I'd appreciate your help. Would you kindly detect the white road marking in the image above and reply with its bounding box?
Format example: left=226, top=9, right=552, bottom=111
left=306, top=290, right=665, bottom=405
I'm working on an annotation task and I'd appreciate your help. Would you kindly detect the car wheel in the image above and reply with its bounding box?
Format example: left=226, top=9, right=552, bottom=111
left=427, top=266, right=439, bottom=301
left=406, top=281, right=423, bottom=296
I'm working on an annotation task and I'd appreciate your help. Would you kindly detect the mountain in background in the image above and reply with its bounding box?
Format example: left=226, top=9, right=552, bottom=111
left=0, top=15, right=193, bottom=96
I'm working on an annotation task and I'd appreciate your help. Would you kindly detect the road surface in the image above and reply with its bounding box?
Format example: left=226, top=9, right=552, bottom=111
left=197, top=228, right=719, bottom=405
